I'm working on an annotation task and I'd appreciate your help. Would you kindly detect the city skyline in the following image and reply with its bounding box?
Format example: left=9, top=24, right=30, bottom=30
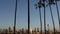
left=0, top=0, right=60, bottom=31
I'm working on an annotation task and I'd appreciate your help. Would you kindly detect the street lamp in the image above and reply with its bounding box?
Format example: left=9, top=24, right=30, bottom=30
left=28, top=0, right=30, bottom=34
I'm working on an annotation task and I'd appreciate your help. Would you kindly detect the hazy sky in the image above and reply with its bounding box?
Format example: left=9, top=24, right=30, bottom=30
left=0, top=0, right=60, bottom=31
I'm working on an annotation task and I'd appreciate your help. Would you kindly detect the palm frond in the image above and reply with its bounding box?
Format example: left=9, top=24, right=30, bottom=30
left=35, top=4, right=38, bottom=9
left=55, top=0, right=60, bottom=1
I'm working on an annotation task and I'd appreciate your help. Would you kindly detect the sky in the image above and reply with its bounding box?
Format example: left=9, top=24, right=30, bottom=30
left=0, top=0, right=60, bottom=31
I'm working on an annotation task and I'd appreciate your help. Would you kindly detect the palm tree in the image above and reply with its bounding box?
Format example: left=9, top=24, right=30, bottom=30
left=47, top=0, right=56, bottom=34
left=35, top=0, right=43, bottom=34
left=28, top=0, right=30, bottom=34
left=14, top=0, right=18, bottom=34
left=55, top=0, right=60, bottom=30
left=42, top=0, right=46, bottom=34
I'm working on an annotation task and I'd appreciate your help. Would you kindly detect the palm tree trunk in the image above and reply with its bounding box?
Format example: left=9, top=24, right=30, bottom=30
left=55, top=1, right=60, bottom=30
left=14, top=0, right=17, bottom=34
left=39, top=8, right=42, bottom=34
left=28, top=0, right=30, bottom=34
left=49, top=5, right=55, bottom=34
left=43, top=1, right=46, bottom=34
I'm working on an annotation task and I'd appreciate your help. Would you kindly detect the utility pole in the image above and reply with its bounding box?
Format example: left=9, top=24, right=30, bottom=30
left=14, top=0, right=18, bottom=34
left=28, top=0, right=30, bottom=34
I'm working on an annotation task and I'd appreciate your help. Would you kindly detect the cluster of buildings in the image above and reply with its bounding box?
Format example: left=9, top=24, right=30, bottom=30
left=0, top=27, right=60, bottom=34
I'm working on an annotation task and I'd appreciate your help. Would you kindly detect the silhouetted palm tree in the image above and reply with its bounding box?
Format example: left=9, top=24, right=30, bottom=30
left=35, top=0, right=43, bottom=34
left=47, top=0, right=56, bottom=34
left=28, top=0, right=30, bottom=34
left=42, top=0, right=46, bottom=34
left=55, top=0, right=60, bottom=30
left=14, top=0, right=18, bottom=34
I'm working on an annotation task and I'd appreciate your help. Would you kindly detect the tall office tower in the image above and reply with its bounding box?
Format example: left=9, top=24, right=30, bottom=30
left=34, top=28, right=37, bottom=34
left=9, top=27, right=11, bottom=32
left=3, top=29, right=8, bottom=34
left=37, top=28, right=39, bottom=34
left=8, top=27, right=11, bottom=34
left=12, top=26, right=15, bottom=34
left=12, top=26, right=14, bottom=32
left=37, top=28, right=40, bottom=34
left=37, top=27, right=39, bottom=32
left=22, top=28, right=24, bottom=34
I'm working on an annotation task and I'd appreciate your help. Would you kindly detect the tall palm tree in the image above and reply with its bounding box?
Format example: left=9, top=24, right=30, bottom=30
left=28, top=0, right=30, bottom=34
left=35, top=0, right=43, bottom=34
left=47, top=0, right=56, bottom=34
left=14, top=0, right=18, bottom=34
left=49, top=5, right=55, bottom=34
left=55, top=0, right=60, bottom=30
left=42, top=0, right=46, bottom=34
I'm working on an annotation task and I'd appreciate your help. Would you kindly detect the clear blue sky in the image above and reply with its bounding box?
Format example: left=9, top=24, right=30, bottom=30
left=0, top=0, right=60, bottom=31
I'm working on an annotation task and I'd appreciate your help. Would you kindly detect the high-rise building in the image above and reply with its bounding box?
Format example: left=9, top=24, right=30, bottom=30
left=22, top=28, right=24, bottom=34
left=35, top=28, right=37, bottom=34
left=11, top=26, right=15, bottom=34
left=8, top=27, right=11, bottom=34
left=8, top=27, right=11, bottom=32
left=12, top=26, right=14, bottom=32
left=37, top=27, right=39, bottom=32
